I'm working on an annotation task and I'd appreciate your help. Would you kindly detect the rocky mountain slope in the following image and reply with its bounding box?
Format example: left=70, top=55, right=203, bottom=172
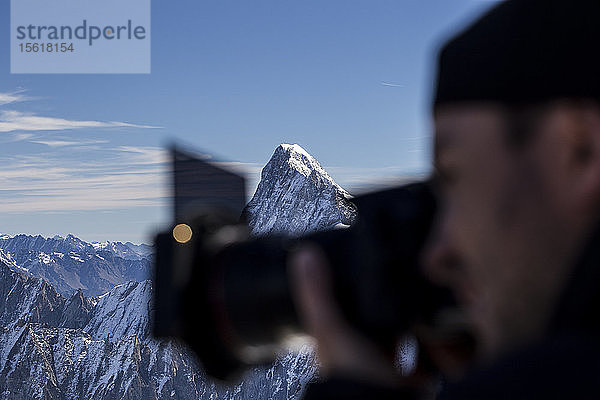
left=0, top=259, right=316, bottom=400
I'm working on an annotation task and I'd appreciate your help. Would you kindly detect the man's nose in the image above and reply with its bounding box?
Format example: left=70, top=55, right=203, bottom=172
left=421, top=216, right=462, bottom=288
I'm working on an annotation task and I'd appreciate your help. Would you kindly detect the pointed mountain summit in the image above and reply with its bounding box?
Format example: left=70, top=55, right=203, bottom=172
left=244, top=144, right=357, bottom=236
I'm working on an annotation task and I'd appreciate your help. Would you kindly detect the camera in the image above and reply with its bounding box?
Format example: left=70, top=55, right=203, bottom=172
left=152, top=147, right=454, bottom=381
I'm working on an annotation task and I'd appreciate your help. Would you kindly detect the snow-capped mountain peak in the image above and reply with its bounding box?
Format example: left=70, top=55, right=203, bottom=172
left=273, top=143, right=350, bottom=196
left=244, top=143, right=357, bottom=236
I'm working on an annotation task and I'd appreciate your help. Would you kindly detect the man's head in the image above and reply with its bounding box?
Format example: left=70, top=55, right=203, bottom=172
left=423, top=0, right=600, bottom=362
left=425, top=100, right=600, bottom=361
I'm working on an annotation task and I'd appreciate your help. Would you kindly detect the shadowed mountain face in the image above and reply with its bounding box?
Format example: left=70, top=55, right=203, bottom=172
left=0, top=144, right=357, bottom=399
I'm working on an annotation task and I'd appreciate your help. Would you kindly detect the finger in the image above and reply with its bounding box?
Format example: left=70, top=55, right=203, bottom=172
left=289, top=245, right=399, bottom=384
left=289, top=244, right=346, bottom=341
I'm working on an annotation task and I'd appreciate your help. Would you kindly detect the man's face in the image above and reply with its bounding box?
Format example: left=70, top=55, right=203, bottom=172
left=425, top=104, right=574, bottom=361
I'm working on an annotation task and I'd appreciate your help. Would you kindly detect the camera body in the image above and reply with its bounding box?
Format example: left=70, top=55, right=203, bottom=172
left=153, top=148, right=452, bottom=381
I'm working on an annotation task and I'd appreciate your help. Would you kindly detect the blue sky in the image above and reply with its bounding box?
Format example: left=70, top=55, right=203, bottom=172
left=0, top=0, right=498, bottom=243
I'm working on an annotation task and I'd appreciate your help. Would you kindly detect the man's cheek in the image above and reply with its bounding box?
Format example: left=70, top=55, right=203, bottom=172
left=453, top=202, right=488, bottom=242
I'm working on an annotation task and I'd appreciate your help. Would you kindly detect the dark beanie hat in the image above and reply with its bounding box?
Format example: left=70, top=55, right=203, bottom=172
left=433, top=0, right=600, bottom=108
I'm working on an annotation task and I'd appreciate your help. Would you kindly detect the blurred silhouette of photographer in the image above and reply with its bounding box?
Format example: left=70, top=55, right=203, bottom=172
left=291, top=1, right=600, bottom=398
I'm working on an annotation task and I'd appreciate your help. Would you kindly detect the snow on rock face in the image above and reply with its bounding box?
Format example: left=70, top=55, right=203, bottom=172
left=244, top=144, right=357, bottom=236
left=84, top=280, right=152, bottom=341
left=0, top=261, right=64, bottom=329
left=91, top=241, right=152, bottom=261
left=0, top=260, right=208, bottom=400
left=0, top=258, right=316, bottom=400
left=0, top=321, right=209, bottom=400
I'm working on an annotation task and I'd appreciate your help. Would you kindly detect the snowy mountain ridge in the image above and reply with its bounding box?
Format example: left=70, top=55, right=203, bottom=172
left=0, top=234, right=152, bottom=297
left=0, top=234, right=151, bottom=260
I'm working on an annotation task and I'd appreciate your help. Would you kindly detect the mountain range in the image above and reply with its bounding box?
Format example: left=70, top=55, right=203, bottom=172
left=0, top=235, right=152, bottom=298
left=0, top=144, right=357, bottom=399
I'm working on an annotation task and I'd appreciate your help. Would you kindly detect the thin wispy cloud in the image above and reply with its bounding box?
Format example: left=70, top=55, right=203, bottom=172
left=31, top=139, right=109, bottom=147
left=0, top=110, right=160, bottom=133
left=380, top=81, right=404, bottom=87
left=116, top=146, right=170, bottom=165
left=0, top=149, right=168, bottom=213
left=0, top=90, right=160, bottom=134
left=11, top=132, right=34, bottom=142
left=0, top=90, right=31, bottom=106
left=0, top=147, right=263, bottom=213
